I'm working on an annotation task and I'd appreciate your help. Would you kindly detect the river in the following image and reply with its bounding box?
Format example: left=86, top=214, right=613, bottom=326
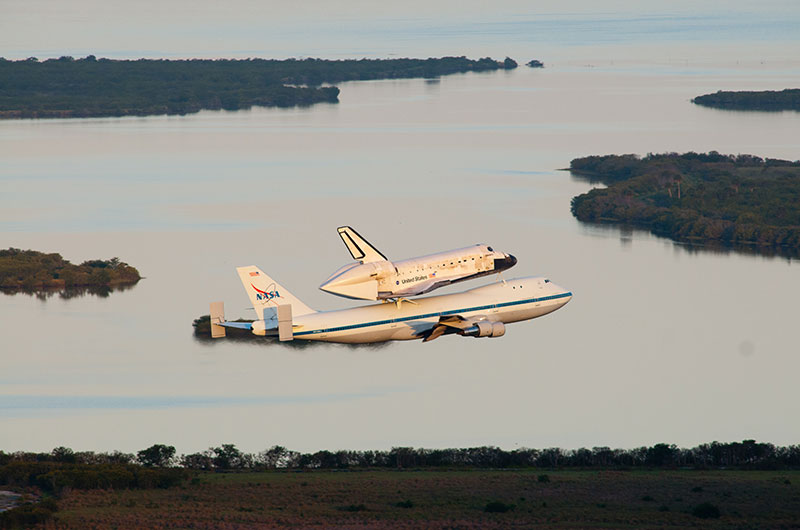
left=1, top=1, right=799, bottom=454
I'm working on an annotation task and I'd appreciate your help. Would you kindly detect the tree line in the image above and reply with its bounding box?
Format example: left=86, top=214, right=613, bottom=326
left=0, top=248, right=140, bottom=291
left=569, top=152, right=800, bottom=257
left=3, top=440, right=800, bottom=475
left=0, top=55, right=517, bottom=119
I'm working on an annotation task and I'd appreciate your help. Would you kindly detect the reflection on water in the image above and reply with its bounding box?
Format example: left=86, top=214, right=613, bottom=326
left=0, top=282, right=139, bottom=300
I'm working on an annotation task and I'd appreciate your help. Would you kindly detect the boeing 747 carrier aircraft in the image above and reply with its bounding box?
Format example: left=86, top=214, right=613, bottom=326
left=319, top=226, right=517, bottom=301
left=210, top=266, right=572, bottom=344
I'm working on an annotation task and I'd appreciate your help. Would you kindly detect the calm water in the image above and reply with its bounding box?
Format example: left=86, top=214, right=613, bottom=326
left=1, top=1, right=800, bottom=454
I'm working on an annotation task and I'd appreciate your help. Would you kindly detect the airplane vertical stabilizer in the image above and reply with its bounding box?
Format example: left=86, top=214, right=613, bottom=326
left=236, top=266, right=316, bottom=317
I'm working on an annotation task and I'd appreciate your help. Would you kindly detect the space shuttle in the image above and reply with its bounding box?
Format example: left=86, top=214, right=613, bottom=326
left=319, top=226, right=517, bottom=301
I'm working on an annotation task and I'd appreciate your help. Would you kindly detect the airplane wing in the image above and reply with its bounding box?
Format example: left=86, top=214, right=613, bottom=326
left=337, top=226, right=387, bottom=263
left=422, top=314, right=488, bottom=342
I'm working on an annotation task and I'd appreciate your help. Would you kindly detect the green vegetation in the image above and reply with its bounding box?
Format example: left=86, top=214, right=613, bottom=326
left=0, top=248, right=140, bottom=294
left=484, top=500, right=515, bottom=513
left=8, top=440, right=796, bottom=473
left=18, top=468, right=800, bottom=529
left=0, top=55, right=517, bottom=119
left=0, top=497, right=57, bottom=529
left=692, top=89, right=800, bottom=111
left=2, top=443, right=799, bottom=528
left=692, top=502, right=722, bottom=519
left=569, top=152, right=800, bottom=257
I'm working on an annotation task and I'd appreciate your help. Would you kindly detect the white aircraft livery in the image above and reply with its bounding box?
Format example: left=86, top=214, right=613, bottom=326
left=210, top=266, right=572, bottom=344
left=319, top=226, right=518, bottom=301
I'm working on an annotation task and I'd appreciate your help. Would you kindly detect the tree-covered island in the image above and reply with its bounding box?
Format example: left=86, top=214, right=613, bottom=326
left=569, top=152, right=800, bottom=257
left=692, top=89, right=800, bottom=111
left=0, top=56, right=517, bottom=119
left=0, top=248, right=141, bottom=292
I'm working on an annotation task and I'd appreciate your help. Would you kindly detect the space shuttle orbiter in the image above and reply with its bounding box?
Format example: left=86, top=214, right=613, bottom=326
left=319, top=226, right=517, bottom=301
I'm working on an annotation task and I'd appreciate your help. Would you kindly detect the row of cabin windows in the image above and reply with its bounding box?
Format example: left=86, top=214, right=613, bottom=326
left=411, top=256, right=479, bottom=272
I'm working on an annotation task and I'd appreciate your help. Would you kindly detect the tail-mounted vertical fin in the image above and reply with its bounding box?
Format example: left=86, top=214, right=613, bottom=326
left=236, top=266, right=316, bottom=318
left=337, top=226, right=387, bottom=263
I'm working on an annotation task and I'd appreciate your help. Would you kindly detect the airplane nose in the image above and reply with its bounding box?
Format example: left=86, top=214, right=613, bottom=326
left=558, top=288, right=573, bottom=306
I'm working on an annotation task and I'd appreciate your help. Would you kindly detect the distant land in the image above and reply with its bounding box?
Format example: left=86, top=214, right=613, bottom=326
left=2, top=441, right=799, bottom=528
left=692, top=89, right=800, bottom=111
left=526, top=59, right=544, bottom=68
left=0, top=56, right=517, bottom=119
left=0, top=248, right=140, bottom=293
left=569, top=152, right=800, bottom=258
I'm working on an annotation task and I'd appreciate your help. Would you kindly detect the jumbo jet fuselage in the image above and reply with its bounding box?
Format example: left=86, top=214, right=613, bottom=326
left=300, top=277, right=570, bottom=343
left=217, top=266, right=572, bottom=344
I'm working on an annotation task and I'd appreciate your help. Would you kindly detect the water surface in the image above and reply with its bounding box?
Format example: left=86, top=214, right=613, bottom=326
left=1, top=1, right=799, bottom=454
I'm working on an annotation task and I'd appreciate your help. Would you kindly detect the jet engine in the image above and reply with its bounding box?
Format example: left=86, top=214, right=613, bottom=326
left=463, top=321, right=505, bottom=338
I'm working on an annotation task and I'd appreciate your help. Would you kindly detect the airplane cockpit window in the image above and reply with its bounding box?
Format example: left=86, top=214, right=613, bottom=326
left=544, top=279, right=551, bottom=283
left=487, top=246, right=494, bottom=251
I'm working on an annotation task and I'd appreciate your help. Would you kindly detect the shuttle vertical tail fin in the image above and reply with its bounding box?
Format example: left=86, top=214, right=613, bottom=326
left=337, top=226, right=387, bottom=263
left=236, top=266, right=316, bottom=318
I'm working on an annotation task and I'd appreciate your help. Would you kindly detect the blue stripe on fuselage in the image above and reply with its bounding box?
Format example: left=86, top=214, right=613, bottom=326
left=293, top=292, right=572, bottom=336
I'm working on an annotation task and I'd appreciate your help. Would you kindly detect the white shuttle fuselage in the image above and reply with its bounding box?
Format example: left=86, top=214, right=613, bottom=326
left=213, top=266, right=572, bottom=345
left=319, top=227, right=517, bottom=301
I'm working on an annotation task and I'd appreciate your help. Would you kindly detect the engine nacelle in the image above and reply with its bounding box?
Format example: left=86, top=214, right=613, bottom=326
left=474, top=321, right=493, bottom=337
left=464, top=321, right=505, bottom=338
left=490, top=321, right=505, bottom=338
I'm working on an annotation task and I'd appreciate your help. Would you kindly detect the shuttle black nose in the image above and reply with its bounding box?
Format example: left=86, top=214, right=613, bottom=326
left=495, top=254, right=517, bottom=271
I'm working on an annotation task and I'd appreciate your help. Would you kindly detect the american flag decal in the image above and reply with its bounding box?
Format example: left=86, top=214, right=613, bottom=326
left=249, top=271, right=259, bottom=277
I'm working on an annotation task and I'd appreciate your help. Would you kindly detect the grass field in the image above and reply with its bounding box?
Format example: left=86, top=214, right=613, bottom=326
left=39, top=469, right=800, bottom=529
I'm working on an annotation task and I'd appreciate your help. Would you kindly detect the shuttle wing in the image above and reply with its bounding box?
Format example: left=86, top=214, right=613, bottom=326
left=337, top=226, right=387, bottom=263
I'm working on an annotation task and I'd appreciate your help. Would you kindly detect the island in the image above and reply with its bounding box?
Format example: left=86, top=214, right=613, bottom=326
left=569, top=152, right=800, bottom=257
left=692, top=89, right=800, bottom=111
left=0, top=248, right=141, bottom=292
left=526, top=59, right=544, bottom=68
left=0, top=56, right=517, bottom=119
